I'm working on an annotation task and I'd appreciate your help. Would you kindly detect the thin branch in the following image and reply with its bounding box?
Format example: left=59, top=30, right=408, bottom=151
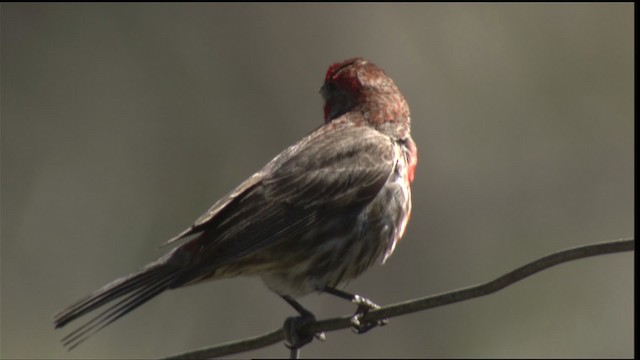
left=162, top=238, right=634, bottom=359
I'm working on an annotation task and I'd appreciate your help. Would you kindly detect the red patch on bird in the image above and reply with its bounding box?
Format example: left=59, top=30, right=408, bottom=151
left=406, top=140, right=418, bottom=183
left=325, top=57, right=363, bottom=81
left=408, top=160, right=417, bottom=183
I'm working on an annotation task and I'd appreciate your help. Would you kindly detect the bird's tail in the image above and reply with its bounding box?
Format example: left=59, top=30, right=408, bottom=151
left=53, top=260, right=182, bottom=350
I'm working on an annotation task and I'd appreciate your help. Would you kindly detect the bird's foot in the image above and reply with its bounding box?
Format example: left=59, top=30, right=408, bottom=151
left=281, top=295, right=325, bottom=350
left=283, top=311, right=325, bottom=350
left=349, top=295, right=389, bottom=334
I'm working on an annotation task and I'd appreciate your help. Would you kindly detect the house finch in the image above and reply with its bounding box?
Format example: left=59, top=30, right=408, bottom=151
left=53, top=57, right=417, bottom=350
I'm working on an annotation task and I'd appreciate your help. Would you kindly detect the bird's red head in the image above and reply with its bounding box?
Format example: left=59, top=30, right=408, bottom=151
left=321, top=58, right=368, bottom=122
left=320, top=58, right=411, bottom=139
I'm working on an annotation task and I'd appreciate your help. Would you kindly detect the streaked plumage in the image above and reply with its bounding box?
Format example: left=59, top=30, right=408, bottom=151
left=54, top=57, right=417, bottom=350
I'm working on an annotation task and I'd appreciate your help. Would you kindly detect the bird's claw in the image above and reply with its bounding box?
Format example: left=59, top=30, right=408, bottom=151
left=349, top=295, right=388, bottom=334
left=283, top=313, right=325, bottom=349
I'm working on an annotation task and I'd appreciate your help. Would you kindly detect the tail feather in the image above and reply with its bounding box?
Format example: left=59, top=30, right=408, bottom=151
left=54, top=262, right=180, bottom=349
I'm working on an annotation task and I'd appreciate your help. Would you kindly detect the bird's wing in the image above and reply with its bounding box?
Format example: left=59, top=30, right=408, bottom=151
left=162, top=171, right=264, bottom=245
left=166, top=120, right=397, bottom=267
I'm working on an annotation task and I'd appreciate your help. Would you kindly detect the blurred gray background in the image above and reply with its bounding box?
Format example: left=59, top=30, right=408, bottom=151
left=1, top=3, right=633, bottom=359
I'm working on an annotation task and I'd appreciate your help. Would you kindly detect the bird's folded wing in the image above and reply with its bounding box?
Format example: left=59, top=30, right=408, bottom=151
left=165, top=120, right=396, bottom=265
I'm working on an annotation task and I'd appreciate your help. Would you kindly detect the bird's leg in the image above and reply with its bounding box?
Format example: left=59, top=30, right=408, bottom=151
left=281, top=295, right=326, bottom=352
left=323, top=286, right=389, bottom=334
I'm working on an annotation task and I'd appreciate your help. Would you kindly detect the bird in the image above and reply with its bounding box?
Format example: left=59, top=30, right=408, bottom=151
left=53, top=57, right=417, bottom=351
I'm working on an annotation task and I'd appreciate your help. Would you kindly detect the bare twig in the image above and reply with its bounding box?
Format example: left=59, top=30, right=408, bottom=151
left=162, top=238, right=634, bottom=359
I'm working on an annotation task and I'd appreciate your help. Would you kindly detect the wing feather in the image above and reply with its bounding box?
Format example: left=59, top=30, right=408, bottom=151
left=169, top=119, right=396, bottom=274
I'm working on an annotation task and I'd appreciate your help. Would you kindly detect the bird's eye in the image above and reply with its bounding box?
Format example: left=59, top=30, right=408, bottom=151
left=320, top=81, right=338, bottom=97
left=324, top=81, right=337, bottom=92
